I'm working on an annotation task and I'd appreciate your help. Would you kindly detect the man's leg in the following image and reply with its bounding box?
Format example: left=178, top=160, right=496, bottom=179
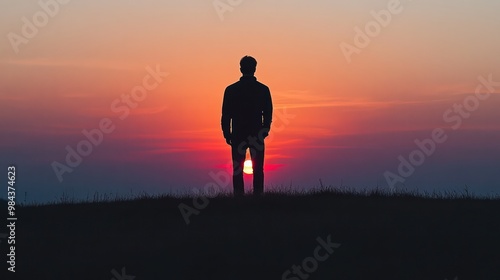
left=231, top=140, right=247, bottom=197
left=250, top=138, right=265, bottom=196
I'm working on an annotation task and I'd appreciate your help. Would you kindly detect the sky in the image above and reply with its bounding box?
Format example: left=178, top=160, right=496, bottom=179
left=1, top=0, right=499, bottom=203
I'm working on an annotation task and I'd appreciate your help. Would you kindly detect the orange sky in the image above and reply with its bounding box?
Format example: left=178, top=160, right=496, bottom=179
left=1, top=0, right=500, bottom=202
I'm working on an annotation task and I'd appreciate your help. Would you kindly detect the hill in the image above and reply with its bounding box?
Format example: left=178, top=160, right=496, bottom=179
left=4, top=191, right=500, bottom=280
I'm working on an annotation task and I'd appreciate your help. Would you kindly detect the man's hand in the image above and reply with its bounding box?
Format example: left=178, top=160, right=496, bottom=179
left=260, top=128, right=270, bottom=139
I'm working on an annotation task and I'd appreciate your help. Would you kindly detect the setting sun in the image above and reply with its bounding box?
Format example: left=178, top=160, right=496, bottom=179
left=243, top=160, right=253, bottom=175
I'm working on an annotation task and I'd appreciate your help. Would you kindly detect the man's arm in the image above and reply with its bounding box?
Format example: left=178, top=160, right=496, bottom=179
left=262, top=86, right=273, bottom=136
left=221, top=87, right=232, bottom=142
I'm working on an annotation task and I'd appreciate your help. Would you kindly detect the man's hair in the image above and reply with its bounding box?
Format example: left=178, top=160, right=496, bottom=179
left=240, top=56, right=257, bottom=75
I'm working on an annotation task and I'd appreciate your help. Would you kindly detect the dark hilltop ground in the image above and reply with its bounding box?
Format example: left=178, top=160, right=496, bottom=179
left=2, top=189, right=500, bottom=280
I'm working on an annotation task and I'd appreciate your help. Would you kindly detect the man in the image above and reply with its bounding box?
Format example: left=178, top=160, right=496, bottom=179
left=221, top=56, right=273, bottom=197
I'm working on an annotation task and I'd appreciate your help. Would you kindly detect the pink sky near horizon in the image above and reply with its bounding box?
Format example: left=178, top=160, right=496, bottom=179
left=1, top=0, right=499, bottom=202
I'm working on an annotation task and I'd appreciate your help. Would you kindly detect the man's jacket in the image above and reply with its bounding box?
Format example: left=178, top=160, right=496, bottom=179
left=221, top=76, right=273, bottom=139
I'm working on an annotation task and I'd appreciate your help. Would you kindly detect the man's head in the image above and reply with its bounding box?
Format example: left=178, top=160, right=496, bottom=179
left=240, top=56, right=257, bottom=76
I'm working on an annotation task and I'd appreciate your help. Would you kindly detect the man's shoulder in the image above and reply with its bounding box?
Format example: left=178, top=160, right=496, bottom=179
left=255, top=80, right=269, bottom=90
left=225, top=81, right=240, bottom=92
left=248, top=80, right=270, bottom=92
left=225, top=79, right=270, bottom=92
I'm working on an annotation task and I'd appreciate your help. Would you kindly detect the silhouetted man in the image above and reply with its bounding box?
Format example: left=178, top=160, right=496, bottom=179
left=221, top=56, right=273, bottom=197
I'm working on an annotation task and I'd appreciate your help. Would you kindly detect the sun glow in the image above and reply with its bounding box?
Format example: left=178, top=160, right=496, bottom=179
left=243, top=160, right=253, bottom=175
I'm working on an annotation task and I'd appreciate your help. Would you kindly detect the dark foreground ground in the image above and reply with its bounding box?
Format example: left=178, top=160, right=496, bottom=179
left=2, top=190, right=500, bottom=280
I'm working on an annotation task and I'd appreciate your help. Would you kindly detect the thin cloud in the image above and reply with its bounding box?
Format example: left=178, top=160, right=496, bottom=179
left=272, top=89, right=487, bottom=110
left=1, top=57, right=137, bottom=71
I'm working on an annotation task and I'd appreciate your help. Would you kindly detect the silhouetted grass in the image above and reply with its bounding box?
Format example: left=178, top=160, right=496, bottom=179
left=19, top=185, right=500, bottom=207
left=5, top=188, right=500, bottom=280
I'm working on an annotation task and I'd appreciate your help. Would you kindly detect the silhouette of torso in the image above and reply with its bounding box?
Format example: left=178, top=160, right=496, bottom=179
left=221, top=76, right=272, bottom=139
